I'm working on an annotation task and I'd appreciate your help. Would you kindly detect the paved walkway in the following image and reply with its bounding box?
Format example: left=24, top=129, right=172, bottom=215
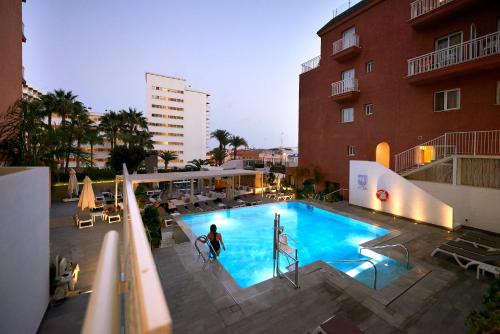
left=38, top=202, right=121, bottom=333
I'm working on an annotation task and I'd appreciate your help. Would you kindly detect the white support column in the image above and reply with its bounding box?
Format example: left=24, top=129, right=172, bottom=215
left=452, top=156, right=458, bottom=185
left=190, top=179, right=195, bottom=202
left=169, top=181, right=173, bottom=196
left=115, top=177, right=118, bottom=208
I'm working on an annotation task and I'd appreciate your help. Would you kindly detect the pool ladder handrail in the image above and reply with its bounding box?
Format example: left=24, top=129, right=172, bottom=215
left=194, top=235, right=218, bottom=262
left=326, top=259, right=378, bottom=289
left=359, top=243, right=410, bottom=269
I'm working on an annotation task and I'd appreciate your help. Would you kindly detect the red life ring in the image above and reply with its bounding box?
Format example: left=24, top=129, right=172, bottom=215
left=376, top=189, right=389, bottom=202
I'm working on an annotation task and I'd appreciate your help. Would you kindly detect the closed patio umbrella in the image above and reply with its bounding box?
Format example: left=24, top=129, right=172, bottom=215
left=78, top=176, right=96, bottom=210
left=67, top=168, right=79, bottom=198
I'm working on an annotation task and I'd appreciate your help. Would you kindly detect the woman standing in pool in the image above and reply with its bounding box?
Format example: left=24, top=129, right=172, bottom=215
left=206, top=224, right=226, bottom=257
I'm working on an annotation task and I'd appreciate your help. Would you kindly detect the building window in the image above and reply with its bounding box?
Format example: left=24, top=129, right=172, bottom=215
left=152, top=95, right=184, bottom=103
left=366, top=61, right=373, bottom=73
left=152, top=104, right=184, bottom=111
left=364, top=103, right=373, bottom=115
left=152, top=141, right=183, bottom=146
left=152, top=86, right=184, bottom=94
left=341, top=107, right=354, bottom=123
left=151, top=113, right=184, bottom=120
left=347, top=145, right=355, bottom=156
left=434, top=89, right=460, bottom=112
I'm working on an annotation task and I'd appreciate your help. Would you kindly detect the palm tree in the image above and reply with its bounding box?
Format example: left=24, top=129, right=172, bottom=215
left=210, top=129, right=231, bottom=150
left=83, top=125, right=103, bottom=167
left=208, top=148, right=226, bottom=166
left=186, top=158, right=209, bottom=171
left=64, top=103, right=90, bottom=171
left=159, top=151, right=178, bottom=169
left=41, top=93, right=56, bottom=127
left=100, top=110, right=121, bottom=149
left=119, top=108, right=149, bottom=148
left=51, top=89, right=79, bottom=124
left=229, top=135, right=248, bottom=160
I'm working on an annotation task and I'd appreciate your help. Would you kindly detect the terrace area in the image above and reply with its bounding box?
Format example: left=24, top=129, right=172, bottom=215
left=39, top=196, right=494, bottom=333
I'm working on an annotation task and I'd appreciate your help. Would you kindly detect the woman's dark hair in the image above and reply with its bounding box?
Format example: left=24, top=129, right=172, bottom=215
left=210, top=224, right=217, bottom=234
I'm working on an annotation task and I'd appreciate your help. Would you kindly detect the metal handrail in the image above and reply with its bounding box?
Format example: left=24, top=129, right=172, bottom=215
left=194, top=235, right=218, bottom=262
left=327, top=259, right=377, bottom=289
left=323, top=188, right=348, bottom=201
left=360, top=244, right=410, bottom=269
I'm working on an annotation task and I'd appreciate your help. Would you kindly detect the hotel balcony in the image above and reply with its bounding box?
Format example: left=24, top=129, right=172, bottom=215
left=407, top=31, right=500, bottom=84
left=301, top=55, right=320, bottom=74
left=331, top=78, right=360, bottom=102
left=409, top=0, right=478, bottom=28
left=332, top=35, right=360, bottom=61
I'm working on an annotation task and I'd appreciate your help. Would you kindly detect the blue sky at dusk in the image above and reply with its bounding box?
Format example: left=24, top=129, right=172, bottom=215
left=23, top=0, right=349, bottom=148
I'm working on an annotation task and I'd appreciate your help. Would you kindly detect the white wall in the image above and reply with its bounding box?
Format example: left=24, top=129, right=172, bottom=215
left=349, top=161, right=454, bottom=229
left=0, top=167, right=50, bottom=333
left=412, top=180, right=500, bottom=233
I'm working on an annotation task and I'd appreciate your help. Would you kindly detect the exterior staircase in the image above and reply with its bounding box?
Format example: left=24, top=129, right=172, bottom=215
left=394, top=130, right=500, bottom=176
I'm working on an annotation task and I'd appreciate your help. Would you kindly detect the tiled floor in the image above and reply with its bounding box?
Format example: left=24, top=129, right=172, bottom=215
left=38, top=200, right=493, bottom=333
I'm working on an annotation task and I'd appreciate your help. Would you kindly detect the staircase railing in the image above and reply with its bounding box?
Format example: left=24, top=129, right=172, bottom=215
left=394, top=130, right=500, bottom=173
left=326, top=259, right=377, bottom=289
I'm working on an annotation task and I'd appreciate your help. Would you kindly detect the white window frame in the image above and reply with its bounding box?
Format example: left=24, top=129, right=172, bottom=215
left=347, top=145, right=355, bottom=156
left=341, top=107, right=354, bottom=123
left=364, top=103, right=373, bottom=116
left=366, top=61, right=373, bottom=73
left=434, top=88, right=461, bottom=112
left=435, top=31, right=463, bottom=50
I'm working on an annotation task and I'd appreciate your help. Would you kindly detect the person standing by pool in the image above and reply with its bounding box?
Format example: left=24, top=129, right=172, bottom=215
left=206, top=224, right=226, bottom=258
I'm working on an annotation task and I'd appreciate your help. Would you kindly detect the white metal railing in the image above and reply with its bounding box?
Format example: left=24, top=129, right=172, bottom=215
left=410, top=0, right=454, bottom=19
left=83, top=164, right=172, bottom=333
left=122, top=164, right=172, bottom=333
left=301, top=55, right=321, bottom=74
left=408, top=31, right=500, bottom=76
left=331, top=78, right=359, bottom=96
left=395, top=130, right=500, bottom=173
left=333, top=34, right=359, bottom=55
left=82, top=231, right=120, bottom=334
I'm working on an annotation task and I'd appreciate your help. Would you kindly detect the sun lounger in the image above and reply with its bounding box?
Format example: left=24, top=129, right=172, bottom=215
left=457, top=232, right=500, bottom=251
left=198, top=201, right=215, bottom=211
left=431, top=243, right=500, bottom=270
left=186, top=203, right=203, bottom=213
left=176, top=205, right=190, bottom=215
left=446, top=240, right=500, bottom=256
left=107, top=213, right=121, bottom=224
left=241, top=195, right=262, bottom=206
left=206, top=201, right=221, bottom=211
left=74, top=209, right=93, bottom=229
left=222, top=199, right=245, bottom=209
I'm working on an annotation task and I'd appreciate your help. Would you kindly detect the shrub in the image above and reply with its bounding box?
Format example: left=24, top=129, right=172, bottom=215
left=466, top=278, right=500, bottom=333
left=142, top=206, right=161, bottom=248
left=51, top=167, right=116, bottom=184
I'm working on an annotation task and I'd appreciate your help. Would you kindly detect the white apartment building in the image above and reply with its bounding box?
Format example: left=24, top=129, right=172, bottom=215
left=145, top=72, right=210, bottom=167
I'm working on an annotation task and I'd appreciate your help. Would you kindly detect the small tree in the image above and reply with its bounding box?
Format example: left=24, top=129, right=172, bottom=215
left=209, top=148, right=226, bottom=166
left=466, top=278, right=500, bottom=333
left=159, top=151, right=178, bottom=170
left=142, top=206, right=161, bottom=248
left=186, top=159, right=209, bottom=171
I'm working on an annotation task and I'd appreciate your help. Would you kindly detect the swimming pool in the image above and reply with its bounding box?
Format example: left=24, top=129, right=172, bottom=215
left=182, top=201, right=408, bottom=289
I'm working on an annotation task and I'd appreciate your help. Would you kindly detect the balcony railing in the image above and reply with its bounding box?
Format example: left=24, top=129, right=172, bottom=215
left=331, top=78, right=359, bottom=96
left=410, top=0, right=454, bottom=19
left=408, top=31, right=500, bottom=77
left=83, top=164, right=172, bottom=333
left=301, top=55, right=320, bottom=74
left=332, top=34, right=359, bottom=55
left=394, top=130, right=500, bottom=173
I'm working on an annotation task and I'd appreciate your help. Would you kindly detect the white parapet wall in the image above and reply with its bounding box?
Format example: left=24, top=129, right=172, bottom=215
left=349, top=161, right=454, bottom=229
left=0, top=167, right=50, bottom=333
left=411, top=180, right=500, bottom=234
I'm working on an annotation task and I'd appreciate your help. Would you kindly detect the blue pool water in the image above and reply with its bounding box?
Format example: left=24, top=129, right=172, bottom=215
left=182, top=201, right=408, bottom=289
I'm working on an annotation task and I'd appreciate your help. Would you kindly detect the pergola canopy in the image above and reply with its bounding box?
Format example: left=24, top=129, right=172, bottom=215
left=117, top=168, right=264, bottom=184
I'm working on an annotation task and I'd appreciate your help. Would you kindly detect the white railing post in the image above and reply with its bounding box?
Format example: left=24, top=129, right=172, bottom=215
left=473, top=131, right=477, bottom=156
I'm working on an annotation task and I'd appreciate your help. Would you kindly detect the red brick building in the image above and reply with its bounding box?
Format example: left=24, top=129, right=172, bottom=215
left=299, top=0, right=500, bottom=188
left=0, top=0, right=25, bottom=119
